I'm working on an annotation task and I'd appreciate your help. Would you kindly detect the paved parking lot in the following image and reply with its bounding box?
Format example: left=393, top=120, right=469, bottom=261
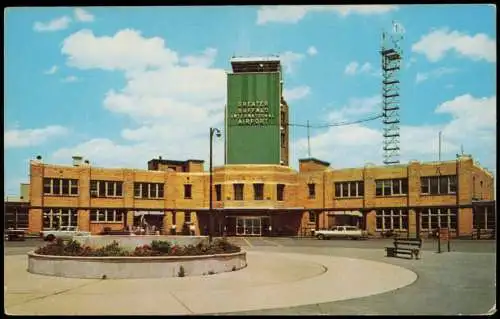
left=3, top=237, right=496, bottom=315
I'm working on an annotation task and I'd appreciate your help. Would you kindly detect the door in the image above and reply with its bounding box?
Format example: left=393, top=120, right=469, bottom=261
left=236, top=218, right=244, bottom=235
left=252, top=218, right=261, bottom=236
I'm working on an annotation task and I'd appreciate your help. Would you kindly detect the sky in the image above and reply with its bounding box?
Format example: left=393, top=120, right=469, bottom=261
left=4, top=5, right=496, bottom=197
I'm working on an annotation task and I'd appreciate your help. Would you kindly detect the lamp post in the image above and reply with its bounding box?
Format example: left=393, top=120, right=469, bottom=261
left=209, top=127, right=221, bottom=243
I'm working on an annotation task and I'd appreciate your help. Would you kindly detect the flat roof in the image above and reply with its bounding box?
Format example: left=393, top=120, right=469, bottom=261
left=299, top=157, right=331, bottom=167
left=230, top=56, right=281, bottom=63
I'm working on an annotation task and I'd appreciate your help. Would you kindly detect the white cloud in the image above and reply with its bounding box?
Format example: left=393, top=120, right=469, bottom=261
left=415, top=67, right=458, bottom=84
left=412, top=28, right=496, bottom=63
left=344, top=62, right=359, bottom=75
left=61, top=29, right=179, bottom=72
left=5, top=125, right=68, bottom=148
left=44, top=65, right=58, bottom=75
left=279, top=51, right=305, bottom=74
left=284, top=86, right=311, bottom=101
left=180, top=47, right=218, bottom=68
left=344, top=61, right=374, bottom=76
left=54, top=28, right=228, bottom=168
left=62, top=75, right=79, bottom=83
left=74, top=8, right=94, bottom=22
left=256, top=5, right=398, bottom=25
left=307, top=46, right=318, bottom=56
left=297, top=94, right=495, bottom=170
left=326, top=95, right=380, bottom=122
left=33, top=16, right=71, bottom=32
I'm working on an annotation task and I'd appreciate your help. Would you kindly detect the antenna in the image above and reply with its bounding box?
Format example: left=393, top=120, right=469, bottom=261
left=380, top=20, right=404, bottom=165
left=307, top=120, right=311, bottom=158
left=438, top=131, right=442, bottom=162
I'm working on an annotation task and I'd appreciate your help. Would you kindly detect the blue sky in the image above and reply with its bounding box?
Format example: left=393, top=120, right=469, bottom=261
left=4, top=5, right=496, bottom=197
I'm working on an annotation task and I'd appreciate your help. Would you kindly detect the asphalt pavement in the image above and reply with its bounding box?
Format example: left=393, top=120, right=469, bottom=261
left=3, top=236, right=496, bottom=315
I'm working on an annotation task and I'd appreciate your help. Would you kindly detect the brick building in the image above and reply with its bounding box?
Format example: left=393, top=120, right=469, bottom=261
left=26, top=154, right=495, bottom=238
left=22, top=57, right=496, bottom=239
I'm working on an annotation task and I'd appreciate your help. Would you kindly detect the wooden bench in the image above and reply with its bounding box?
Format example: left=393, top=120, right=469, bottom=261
left=385, top=237, right=422, bottom=259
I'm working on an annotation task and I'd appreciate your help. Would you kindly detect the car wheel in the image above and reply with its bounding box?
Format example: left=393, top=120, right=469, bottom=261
left=317, top=234, right=325, bottom=240
left=46, top=234, right=55, bottom=242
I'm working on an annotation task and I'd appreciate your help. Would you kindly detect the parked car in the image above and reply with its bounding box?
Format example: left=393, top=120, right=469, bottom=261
left=313, top=226, right=368, bottom=240
left=40, top=226, right=91, bottom=241
left=4, top=228, right=26, bottom=241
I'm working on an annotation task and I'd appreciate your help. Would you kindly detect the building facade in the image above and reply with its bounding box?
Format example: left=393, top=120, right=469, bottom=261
left=27, top=154, right=495, bottom=238
left=22, top=56, right=495, bottom=238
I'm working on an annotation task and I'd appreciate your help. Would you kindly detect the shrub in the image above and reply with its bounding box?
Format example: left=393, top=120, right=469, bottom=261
left=151, top=240, right=171, bottom=254
left=208, top=270, right=215, bottom=275
left=178, top=266, right=185, bottom=277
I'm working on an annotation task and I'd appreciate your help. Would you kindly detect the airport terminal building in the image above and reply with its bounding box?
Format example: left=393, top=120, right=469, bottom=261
left=25, top=57, right=496, bottom=238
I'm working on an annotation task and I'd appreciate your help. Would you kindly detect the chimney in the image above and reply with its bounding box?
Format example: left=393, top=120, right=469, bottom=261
left=72, top=155, right=83, bottom=167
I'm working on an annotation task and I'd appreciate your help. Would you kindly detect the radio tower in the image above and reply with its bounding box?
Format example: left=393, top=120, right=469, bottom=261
left=380, top=21, right=404, bottom=165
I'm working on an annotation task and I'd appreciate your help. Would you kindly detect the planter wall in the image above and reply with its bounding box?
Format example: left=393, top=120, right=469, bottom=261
left=27, top=250, right=247, bottom=279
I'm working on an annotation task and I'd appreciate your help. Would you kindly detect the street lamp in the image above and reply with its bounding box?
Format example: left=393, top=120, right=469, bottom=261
left=209, top=127, right=221, bottom=243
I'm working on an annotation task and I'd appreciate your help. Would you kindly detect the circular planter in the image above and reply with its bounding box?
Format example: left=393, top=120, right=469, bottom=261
left=27, top=250, right=247, bottom=279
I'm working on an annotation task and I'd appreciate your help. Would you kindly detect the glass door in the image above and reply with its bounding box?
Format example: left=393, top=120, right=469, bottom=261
left=236, top=218, right=244, bottom=235
left=252, top=218, right=261, bottom=235
left=244, top=218, right=253, bottom=235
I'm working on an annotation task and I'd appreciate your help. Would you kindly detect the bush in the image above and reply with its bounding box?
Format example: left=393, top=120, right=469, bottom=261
left=151, top=240, right=171, bottom=254
left=178, top=266, right=185, bottom=277
left=35, top=238, right=241, bottom=257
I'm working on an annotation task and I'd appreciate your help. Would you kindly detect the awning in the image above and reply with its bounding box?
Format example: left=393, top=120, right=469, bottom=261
left=329, top=211, right=363, bottom=217
left=133, top=211, right=165, bottom=216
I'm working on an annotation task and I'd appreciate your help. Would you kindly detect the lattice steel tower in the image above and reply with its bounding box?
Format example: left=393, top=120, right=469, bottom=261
left=380, top=21, right=404, bottom=165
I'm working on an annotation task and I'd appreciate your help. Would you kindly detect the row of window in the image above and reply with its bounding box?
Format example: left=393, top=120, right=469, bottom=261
left=42, top=176, right=458, bottom=199
left=90, top=209, right=125, bottom=223
left=473, top=207, right=495, bottom=230
left=374, top=208, right=458, bottom=231
left=215, top=183, right=286, bottom=201
left=43, top=179, right=79, bottom=195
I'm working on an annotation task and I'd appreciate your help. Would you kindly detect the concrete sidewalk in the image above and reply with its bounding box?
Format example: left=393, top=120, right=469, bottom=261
left=5, top=251, right=416, bottom=315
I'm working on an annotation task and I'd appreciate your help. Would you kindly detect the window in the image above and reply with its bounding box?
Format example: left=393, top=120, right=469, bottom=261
left=308, top=183, right=316, bottom=199
left=473, top=206, right=495, bottom=230
left=215, top=184, right=222, bottom=201
left=234, top=184, right=244, bottom=201
left=281, top=133, right=286, bottom=145
left=420, top=207, right=457, bottom=230
left=335, top=181, right=364, bottom=198
left=375, top=179, right=408, bottom=196
left=91, top=181, right=124, bottom=198
left=43, top=178, right=52, bottom=194
left=335, top=183, right=341, bottom=198
left=309, top=211, right=316, bottom=223
left=254, top=183, right=264, bottom=200
left=90, top=209, right=125, bottom=223
left=420, top=175, right=457, bottom=195
left=134, top=183, right=141, bottom=197
left=376, top=180, right=383, bottom=196
left=375, top=209, right=408, bottom=231
left=133, top=182, right=165, bottom=199
left=184, top=184, right=192, bottom=199
left=277, top=184, right=285, bottom=201
left=43, top=178, right=79, bottom=196
left=70, top=179, right=78, bottom=195
left=141, top=183, right=149, bottom=199
left=158, top=184, right=164, bottom=198
left=42, top=208, right=78, bottom=229
left=62, top=179, right=70, bottom=195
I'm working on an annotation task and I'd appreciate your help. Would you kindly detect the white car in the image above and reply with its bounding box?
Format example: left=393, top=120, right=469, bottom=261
left=314, top=226, right=367, bottom=240
left=40, top=226, right=91, bottom=241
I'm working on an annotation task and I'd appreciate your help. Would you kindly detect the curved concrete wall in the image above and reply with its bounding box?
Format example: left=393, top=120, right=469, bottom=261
left=72, top=235, right=208, bottom=250
left=27, top=251, right=247, bottom=279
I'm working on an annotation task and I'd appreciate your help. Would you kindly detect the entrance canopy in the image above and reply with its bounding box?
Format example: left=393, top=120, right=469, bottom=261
left=133, top=211, right=164, bottom=216
left=329, top=211, right=363, bottom=217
